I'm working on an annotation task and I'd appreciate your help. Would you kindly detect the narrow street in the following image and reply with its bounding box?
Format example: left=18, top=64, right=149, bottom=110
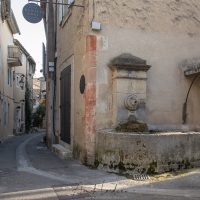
left=0, top=130, right=200, bottom=200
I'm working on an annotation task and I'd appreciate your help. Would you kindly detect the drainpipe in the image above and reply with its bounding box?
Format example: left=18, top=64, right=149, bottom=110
left=52, top=3, right=58, bottom=145
left=47, top=0, right=56, bottom=146
left=26, top=55, right=31, bottom=132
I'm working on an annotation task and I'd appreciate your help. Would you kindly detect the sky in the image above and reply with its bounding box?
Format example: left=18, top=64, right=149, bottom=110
left=11, top=0, right=46, bottom=78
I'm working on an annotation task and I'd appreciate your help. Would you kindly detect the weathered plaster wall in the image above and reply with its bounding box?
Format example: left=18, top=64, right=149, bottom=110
left=56, top=0, right=97, bottom=164
left=0, top=3, right=3, bottom=140
left=93, top=0, right=200, bottom=131
left=96, top=130, right=200, bottom=174
left=56, top=0, right=200, bottom=166
left=95, top=0, right=200, bottom=35
left=13, top=57, right=26, bottom=134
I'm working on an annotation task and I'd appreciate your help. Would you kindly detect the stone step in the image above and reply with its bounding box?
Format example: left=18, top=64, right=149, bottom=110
left=52, top=144, right=72, bottom=159
left=15, top=132, right=23, bottom=136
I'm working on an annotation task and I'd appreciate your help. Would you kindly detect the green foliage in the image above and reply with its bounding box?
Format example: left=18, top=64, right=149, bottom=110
left=25, top=83, right=32, bottom=132
left=34, top=103, right=46, bottom=128
left=115, top=120, right=148, bottom=132
left=35, top=103, right=46, bottom=118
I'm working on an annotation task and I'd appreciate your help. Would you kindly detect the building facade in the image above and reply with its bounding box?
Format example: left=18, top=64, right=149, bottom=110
left=13, top=39, right=36, bottom=135
left=0, top=0, right=21, bottom=140
left=0, top=0, right=36, bottom=140
left=42, top=0, right=200, bottom=169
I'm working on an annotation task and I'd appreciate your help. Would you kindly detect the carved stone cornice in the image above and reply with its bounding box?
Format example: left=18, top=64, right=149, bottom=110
left=108, top=53, right=151, bottom=72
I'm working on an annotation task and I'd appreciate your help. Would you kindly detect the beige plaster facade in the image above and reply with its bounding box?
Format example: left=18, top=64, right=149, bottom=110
left=0, top=1, right=36, bottom=140
left=43, top=0, right=200, bottom=168
left=0, top=0, right=20, bottom=140
left=13, top=39, right=36, bottom=135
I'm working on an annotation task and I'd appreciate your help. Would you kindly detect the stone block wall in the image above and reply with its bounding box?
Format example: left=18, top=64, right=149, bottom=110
left=95, top=130, right=200, bottom=174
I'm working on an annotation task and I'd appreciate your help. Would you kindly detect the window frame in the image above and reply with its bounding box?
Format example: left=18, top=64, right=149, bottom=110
left=58, top=0, right=74, bottom=25
left=7, top=68, right=12, bottom=86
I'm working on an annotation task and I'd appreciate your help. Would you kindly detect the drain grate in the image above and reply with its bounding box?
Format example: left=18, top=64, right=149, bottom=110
left=0, top=168, right=19, bottom=177
left=133, top=174, right=150, bottom=180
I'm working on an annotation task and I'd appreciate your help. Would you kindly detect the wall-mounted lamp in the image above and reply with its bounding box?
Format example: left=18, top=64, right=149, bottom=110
left=13, top=72, right=25, bottom=90
left=41, top=90, right=46, bottom=95
left=41, top=90, right=46, bottom=99
left=19, top=78, right=25, bottom=90
left=13, top=72, right=25, bottom=80
left=16, top=106, right=21, bottom=111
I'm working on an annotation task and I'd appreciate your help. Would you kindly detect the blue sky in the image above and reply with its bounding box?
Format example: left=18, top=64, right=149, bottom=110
left=12, top=0, right=46, bottom=78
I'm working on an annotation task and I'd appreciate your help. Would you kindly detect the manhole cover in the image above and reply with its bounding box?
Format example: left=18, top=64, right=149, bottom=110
left=133, top=174, right=150, bottom=180
left=0, top=168, right=19, bottom=177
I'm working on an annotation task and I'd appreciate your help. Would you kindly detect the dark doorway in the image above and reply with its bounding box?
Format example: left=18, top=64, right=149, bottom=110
left=60, top=65, right=71, bottom=144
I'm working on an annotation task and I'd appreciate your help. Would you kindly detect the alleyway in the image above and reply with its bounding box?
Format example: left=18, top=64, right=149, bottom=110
left=0, top=130, right=200, bottom=200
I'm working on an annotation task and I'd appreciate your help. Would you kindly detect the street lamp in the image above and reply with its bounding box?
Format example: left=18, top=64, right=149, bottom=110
left=13, top=72, right=25, bottom=90
left=41, top=90, right=46, bottom=99
left=19, top=78, right=25, bottom=90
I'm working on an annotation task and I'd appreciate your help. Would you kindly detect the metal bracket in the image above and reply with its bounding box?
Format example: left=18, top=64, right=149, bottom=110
left=28, top=0, right=84, bottom=8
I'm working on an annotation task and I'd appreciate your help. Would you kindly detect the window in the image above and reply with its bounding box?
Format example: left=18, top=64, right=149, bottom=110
left=0, top=46, right=2, bottom=70
left=8, top=68, right=12, bottom=86
left=21, top=103, right=24, bottom=122
left=1, top=0, right=11, bottom=21
left=58, top=0, right=74, bottom=24
left=58, top=0, right=63, bottom=23
left=3, top=101, right=7, bottom=127
left=16, top=76, right=19, bottom=87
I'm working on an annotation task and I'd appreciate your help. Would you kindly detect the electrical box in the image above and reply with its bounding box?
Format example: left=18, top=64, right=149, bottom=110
left=91, top=21, right=101, bottom=30
left=49, top=62, right=54, bottom=72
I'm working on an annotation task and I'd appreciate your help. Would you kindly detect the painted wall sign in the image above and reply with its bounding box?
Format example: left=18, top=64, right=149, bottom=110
left=22, top=3, right=43, bottom=23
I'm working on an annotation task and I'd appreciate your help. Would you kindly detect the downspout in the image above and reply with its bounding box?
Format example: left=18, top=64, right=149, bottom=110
left=26, top=55, right=31, bottom=133
left=53, top=0, right=58, bottom=144
left=48, top=0, right=55, bottom=145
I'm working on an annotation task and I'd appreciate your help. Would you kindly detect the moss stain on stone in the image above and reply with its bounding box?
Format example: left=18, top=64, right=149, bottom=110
left=94, top=159, right=100, bottom=168
left=115, top=120, right=148, bottom=132
left=119, top=150, right=124, bottom=161
left=109, top=163, right=114, bottom=169
left=118, top=161, right=126, bottom=171
left=184, top=159, right=191, bottom=169
left=147, top=161, right=157, bottom=174
left=73, top=144, right=81, bottom=158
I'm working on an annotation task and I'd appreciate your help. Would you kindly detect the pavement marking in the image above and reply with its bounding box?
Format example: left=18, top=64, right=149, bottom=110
left=15, top=133, right=81, bottom=183
left=36, top=146, right=48, bottom=150
left=0, top=188, right=59, bottom=200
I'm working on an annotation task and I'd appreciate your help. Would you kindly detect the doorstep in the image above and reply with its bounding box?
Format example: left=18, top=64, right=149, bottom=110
left=52, top=144, right=72, bottom=159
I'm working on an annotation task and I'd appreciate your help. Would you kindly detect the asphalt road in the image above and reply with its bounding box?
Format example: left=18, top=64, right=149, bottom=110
left=0, top=131, right=200, bottom=200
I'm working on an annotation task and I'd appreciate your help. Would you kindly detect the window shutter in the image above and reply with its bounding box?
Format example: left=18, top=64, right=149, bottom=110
left=1, top=0, right=11, bottom=21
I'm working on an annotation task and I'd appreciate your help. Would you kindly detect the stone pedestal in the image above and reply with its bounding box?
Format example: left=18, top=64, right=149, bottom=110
left=108, top=53, right=151, bottom=126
